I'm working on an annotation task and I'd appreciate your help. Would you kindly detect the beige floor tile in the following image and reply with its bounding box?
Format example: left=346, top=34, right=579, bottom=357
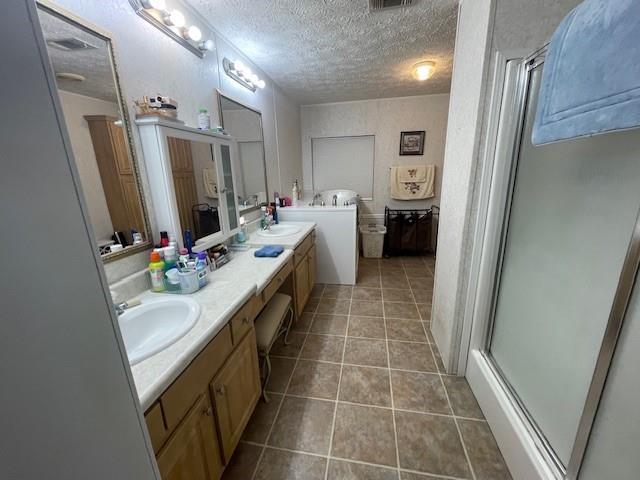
left=271, top=332, right=306, bottom=358
left=458, top=419, right=512, bottom=480
left=300, top=334, right=345, bottom=362
left=417, top=304, right=432, bottom=321
left=386, top=320, right=427, bottom=342
left=222, top=442, right=262, bottom=480
left=404, top=268, right=431, bottom=279
left=268, top=396, right=335, bottom=454
left=388, top=341, right=437, bottom=373
left=384, top=302, right=421, bottom=320
left=288, top=359, right=341, bottom=399
left=304, top=297, right=320, bottom=313
left=344, top=338, right=388, bottom=367
left=348, top=316, right=386, bottom=339
left=255, top=447, right=327, bottom=480
left=352, top=287, right=382, bottom=301
left=310, top=284, right=326, bottom=298
left=432, top=346, right=445, bottom=373
left=359, top=258, right=380, bottom=267
left=442, top=376, right=484, bottom=419
left=292, top=312, right=314, bottom=333
left=382, top=288, right=414, bottom=302
left=411, top=289, right=433, bottom=304
left=350, top=300, right=383, bottom=317
left=381, top=276, right=410, bottom=289
left=391, top=371, right=450, bottom=415
left=265, top=357, right=297, bottom=393
left=323, top=284, right=354, bottom=299
left=327, top=459, right=398, bottom=480
left=357, top=273, right=382, bottom=287
left=400, top=471, right=442, bottom=479
left=339, top=365, right=391, bottom=407
left=243, top=394, right=282, bottom=443
left=409, top=278, right=434, bottom=290
left=395, top=410, right=470, bottom=478
left=332, top=403, right=397, bottom=467
left=423, top=322, right=435, bottom=343
left=310, top=314, right=348, bottom=335
left=316, top=298, right=351, bottom=315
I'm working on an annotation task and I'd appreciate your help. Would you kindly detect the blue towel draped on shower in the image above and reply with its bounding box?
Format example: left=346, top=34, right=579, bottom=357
left=532, top=0, right=640, bottom=145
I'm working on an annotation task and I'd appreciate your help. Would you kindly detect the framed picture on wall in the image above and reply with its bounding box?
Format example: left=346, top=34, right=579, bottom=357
left=399, top=130, right=425, bottom=155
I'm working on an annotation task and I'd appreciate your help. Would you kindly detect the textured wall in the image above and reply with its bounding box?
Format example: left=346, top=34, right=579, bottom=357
left=49, top=0, right=301, bottom=282
left=274, top=87, right=303, bottom=199
left=300, top=94, right=450, bottom=215
left=432, top=0, right=583, bottom=372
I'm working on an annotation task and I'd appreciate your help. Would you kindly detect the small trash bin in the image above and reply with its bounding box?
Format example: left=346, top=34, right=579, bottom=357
left=360, top=224, right=387, bottom=258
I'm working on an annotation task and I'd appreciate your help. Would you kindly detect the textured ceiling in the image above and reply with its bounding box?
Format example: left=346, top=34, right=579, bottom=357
left=38, top=8, right=118, bottom=103
left=189, top=0, right=459, bottom=104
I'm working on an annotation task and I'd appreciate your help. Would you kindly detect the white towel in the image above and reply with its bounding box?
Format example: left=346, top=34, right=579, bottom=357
left=390, top=165, right=435, bottom=200
left=203, top=168, right=218, bottom=198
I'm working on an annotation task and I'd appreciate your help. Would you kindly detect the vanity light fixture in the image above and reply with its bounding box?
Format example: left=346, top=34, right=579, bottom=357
left=413, top=61, right=435, bottom=81
left=223, top=57, right=266, bottom=91
left=130, top=0, right=212, bottom=58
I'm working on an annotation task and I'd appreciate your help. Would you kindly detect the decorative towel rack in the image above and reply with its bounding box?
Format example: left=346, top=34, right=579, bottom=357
left=384, top=206, right=439, bottom=256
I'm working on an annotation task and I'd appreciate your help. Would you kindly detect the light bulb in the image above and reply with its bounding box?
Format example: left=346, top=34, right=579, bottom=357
left=185, top=25, right=202, bottom=42
left=257, top=79, right=266, bottom=89
left=234, top=60, right=245, bottom=72
left=142, top=0, right=166, bottom=10
left=413, top=61, right=435, bottom=81
left=199, top=39, right=215, bottom=51
left=250, top=74, right=259, bottom=84
left=165, top=9, right=185, bottom=28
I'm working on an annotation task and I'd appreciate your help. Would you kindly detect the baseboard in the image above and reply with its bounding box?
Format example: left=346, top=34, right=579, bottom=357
left=466, top=350, right=561, bottom=480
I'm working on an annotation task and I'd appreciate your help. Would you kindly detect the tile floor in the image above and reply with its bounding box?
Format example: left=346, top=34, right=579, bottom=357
left=223, top=255, right=512, bottom=480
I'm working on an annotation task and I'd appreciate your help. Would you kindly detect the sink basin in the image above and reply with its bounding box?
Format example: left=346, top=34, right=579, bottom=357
left=118, top=296, right=200, bottom=365
left=257, top=224, right=301, bottom=237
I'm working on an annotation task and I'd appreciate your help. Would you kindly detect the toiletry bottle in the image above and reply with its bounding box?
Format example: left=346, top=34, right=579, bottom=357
left=270, top=202, right=279, bottom=224
left=292, top=180, right=299, bottom=207
left=274, top=191, right=280, bottom=207
left=149, top=251, right=166, bottom=292
left=184, top=229, right=193, bottom=254
left=196, top=252, right=208, bottom=288
left=260, top=206, right=267, bottom=229
left=198, top=108, right=211, bottom=130
left=131, top=229, right=143, bottom=245
left=160, top=231, right=169, bottom=247
left=163, top=246, right=178, bottom=271
left=178, top=247, right=190, bottom=264
left=236, top=216, right=247, bottom=243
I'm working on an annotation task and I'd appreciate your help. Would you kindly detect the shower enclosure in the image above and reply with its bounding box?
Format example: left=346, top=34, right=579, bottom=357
left=466, top=48, right=640, bottom=479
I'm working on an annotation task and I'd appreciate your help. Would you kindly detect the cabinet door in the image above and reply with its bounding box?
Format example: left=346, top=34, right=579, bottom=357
left=307, top=244, right=316, bottom=293
left=156, top=395, right=223, bottom=480
left=295, top=255, right=310, bottom=314
left=210, top=328, right=260, bottom=463
left=215, top=142, right=240, bottom=233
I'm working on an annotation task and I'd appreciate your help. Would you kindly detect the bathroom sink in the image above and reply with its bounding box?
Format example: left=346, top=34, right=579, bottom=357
left=257, top=224, right=301, bottom=237
left=118, top=296, right=200, bottom=365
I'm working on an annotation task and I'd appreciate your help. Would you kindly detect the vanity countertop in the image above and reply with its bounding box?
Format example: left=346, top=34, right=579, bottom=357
left=131, top=248, right=294, bottom=411
left=247, top=221, right=316, bottom=249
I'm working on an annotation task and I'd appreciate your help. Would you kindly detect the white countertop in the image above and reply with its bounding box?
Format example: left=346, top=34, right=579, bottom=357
left=131, top=247, right=294, bottom=411
left=247, top=221, right=316, bottom=249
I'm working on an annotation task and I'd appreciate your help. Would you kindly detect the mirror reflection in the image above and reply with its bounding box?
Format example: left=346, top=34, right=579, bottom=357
left=219, top=95, right=268, bottom=211
left=38, top=6, right=148, bottom=258
left=167, top=138, right=222, bottom=242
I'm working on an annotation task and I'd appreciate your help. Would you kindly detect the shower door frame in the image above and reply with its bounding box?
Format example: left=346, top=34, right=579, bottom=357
left=465, top=46, right=640, bottom=480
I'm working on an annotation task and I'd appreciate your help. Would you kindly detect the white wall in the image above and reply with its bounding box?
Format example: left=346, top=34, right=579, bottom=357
left=50, top=0, right=301, bottom=282
left=58, top=90, right=119, bottom=242
left=274, top=87, right=303, bottom=198
left=432, top=0, right=582, bottom=372
left=301, top=94, right=450, bottom=216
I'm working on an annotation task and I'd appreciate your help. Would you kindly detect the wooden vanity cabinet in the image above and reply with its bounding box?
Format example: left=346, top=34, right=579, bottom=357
left=293, top=232, right=317, bottom=316
left=210, top=329, right=261, bottom=463
left=156, top=394, right=224, bottom=480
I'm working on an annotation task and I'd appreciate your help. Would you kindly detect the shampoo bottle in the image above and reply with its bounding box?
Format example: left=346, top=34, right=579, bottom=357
left=149, top=251, right=166, bottom=292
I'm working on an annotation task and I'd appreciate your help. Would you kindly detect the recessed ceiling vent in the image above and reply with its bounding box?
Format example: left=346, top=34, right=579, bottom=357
left=47, top=37, right=97, bottom=52
left=369, top=0, right=414, bottom=11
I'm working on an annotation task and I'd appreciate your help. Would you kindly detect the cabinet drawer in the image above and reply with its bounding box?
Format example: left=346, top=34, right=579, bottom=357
left=261, top=259, right=292, bottom=305
left=231, top=295, right=260, bottom=345
left=161, top=325, right=233, bottom=431
left=145, top=402, right=168, bottom=454
left=294, top=233, right=313, bottom=265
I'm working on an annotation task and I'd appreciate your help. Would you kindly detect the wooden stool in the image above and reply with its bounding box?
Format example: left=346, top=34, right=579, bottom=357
left=254, top=293, right=293, bottom=402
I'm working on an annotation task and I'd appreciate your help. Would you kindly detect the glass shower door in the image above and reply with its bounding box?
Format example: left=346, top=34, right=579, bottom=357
left=487, top=61, right=640, bottom=467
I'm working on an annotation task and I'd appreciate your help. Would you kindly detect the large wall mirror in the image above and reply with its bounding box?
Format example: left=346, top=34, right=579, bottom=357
left=37, top=2, right=151, bottom=261
left=218, top=93, right=268, bottom=213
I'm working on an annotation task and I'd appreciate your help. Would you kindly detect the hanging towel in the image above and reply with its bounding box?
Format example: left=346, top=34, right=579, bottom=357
left=390, top=165, right=435, bottom=200
left=203, top=168, right=218, bottom=198
left=532, top=0, right=640, bottom=145
left=254, top=245, right=284, bottom=258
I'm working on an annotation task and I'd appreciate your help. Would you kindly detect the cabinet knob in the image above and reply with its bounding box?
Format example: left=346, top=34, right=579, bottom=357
left=215, top=385, right=226, bottom=396
left=242, top=316, right=250, bottom=324
left=203, top=407, right=213, bottom=417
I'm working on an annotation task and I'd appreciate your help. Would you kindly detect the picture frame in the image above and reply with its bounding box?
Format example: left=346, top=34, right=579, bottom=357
left=399, top=130, right=425, bottom=155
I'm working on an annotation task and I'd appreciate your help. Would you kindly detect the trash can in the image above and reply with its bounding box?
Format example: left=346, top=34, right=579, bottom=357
left=360, top=224, right=387, bottom=258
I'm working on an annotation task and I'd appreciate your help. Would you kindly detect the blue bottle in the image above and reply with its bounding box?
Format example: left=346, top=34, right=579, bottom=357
left=196, top=252, right=208, bottom=288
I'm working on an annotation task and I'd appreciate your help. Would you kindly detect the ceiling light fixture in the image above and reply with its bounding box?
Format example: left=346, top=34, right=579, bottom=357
left=199, top=39, right=215, bottom=52
left=223, top=58, right=265, bottom=91
left=413, top=61, right=435, bottom=81
left=184, top=25, right=202, bottom=42
left=141, top=0, right=166, bottom=10
left=164, top=9, right=185, bottom=28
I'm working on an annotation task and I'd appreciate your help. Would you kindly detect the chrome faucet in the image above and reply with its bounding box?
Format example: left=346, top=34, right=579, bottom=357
left=310, top=192, right=322, bottom=206
left=332, top=194, right=338, bottom=207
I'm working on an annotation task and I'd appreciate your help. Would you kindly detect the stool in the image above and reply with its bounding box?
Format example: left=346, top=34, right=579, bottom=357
left=254, top=293, right=294, bottom=402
